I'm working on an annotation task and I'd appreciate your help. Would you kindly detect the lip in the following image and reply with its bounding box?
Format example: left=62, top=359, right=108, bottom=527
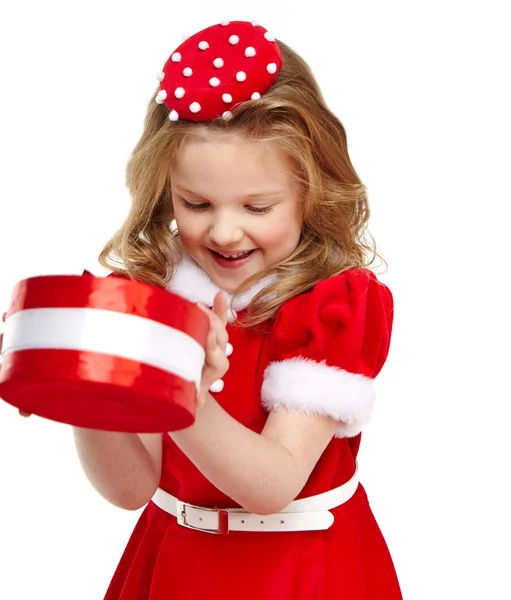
left=207, top=248, right=258, bottom=270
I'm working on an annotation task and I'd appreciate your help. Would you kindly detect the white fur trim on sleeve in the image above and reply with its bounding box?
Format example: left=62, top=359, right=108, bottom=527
left=261, top=358, right=376, bottom=438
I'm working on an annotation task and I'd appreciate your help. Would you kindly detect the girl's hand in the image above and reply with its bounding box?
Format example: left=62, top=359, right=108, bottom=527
left=0, top=312, right=31, bottom=418
left=196, top=291, right=230, bottom=410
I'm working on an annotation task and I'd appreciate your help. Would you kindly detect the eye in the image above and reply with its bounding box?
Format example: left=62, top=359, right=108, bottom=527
left=183, top=199, right=209, bottom=211
left=246, top=205, right=274, bottom=214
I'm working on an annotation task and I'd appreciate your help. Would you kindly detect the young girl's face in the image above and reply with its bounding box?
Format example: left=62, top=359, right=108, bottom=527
left=171, top=133, right=303, bottom=292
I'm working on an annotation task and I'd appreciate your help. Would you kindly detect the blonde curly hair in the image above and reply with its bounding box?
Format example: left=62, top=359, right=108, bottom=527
left=99, top=40, right=387, bottom=327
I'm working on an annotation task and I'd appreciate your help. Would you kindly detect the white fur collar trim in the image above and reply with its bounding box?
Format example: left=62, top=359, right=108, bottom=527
left=167, top=250, right=276, bottom=320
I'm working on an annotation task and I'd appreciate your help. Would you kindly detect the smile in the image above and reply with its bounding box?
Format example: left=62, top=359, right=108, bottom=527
left=207, top=248, right=258, bottom=269
left=210, top=249, right=256, bottom=261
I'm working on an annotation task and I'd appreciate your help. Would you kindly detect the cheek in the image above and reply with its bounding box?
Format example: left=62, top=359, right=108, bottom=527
left=174, top=210, right=204, bottom=242
left=253, top=216, right=301, bottom=249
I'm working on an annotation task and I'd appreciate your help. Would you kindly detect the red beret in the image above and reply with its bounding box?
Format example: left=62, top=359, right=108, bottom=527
left=155, top=20, right=282, bottom=122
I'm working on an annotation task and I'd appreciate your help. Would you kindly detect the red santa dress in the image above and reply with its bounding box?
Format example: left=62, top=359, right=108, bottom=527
left=103, top=252, right=402, bottom=599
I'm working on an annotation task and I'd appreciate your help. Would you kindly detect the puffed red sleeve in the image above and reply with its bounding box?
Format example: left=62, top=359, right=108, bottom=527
left=260, top=268, right=394, bottom=438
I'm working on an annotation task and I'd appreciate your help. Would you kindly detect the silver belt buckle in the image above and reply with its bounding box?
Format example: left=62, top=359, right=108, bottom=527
left=176, top=500, right=229, bottom=535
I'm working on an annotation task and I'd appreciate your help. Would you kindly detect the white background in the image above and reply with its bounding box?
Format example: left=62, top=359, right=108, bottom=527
left=1, top=1, right=510, bottom=598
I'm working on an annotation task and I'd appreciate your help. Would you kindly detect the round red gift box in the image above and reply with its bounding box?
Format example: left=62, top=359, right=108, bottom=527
left=0, top=274, right=209, bottom=432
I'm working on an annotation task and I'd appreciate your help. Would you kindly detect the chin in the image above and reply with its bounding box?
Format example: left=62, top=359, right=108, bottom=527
left=210, top=273, right=245, bottom=293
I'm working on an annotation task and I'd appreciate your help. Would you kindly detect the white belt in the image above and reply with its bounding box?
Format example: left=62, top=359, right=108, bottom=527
left=151, top=462, right=359, bottom=535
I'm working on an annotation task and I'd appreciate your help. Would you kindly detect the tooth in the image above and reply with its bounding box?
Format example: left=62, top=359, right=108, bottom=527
left=220, top=251, right=248, bottom=258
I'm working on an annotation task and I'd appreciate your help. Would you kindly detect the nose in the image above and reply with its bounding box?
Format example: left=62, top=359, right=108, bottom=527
left=209, top=215, right=244, bottom=246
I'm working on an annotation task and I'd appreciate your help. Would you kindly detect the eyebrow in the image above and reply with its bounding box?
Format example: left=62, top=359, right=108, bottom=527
left=173, top=186, right=286, bottom=200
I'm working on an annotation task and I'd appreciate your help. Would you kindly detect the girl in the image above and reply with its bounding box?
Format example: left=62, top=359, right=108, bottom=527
left=73, top=19, right=402, bottom=599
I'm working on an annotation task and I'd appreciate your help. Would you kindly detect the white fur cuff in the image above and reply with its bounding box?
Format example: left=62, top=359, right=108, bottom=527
left=261, top=358, right=376, bottom=438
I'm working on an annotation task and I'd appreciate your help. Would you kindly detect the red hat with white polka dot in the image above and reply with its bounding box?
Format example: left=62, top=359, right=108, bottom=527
left=155, top=19, right=282, bottom=122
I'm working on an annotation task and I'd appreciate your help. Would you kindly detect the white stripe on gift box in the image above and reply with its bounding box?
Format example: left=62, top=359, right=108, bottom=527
left=1, top=308, right=205, bottom=389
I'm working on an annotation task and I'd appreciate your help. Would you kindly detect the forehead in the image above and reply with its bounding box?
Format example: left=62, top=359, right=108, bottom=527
left=171, top=133, right=294, bottom=192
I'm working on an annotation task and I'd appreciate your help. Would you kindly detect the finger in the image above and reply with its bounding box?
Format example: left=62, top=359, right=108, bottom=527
left=203, top=337, right=230, bottom=369
left=197, top=300, right=228, bottom=350
left=213, top=291, right=228, bottom=327
left=215, top=352, right=229, bottom=375
left=206, top=329, right=218, bottom=355
left=198, top=299, right=226, bottom=331
left=205, top=347, right=229, bottom=376
left=211, top=319, right=228, bottom=352
left=203, top=310, right=228, bottom=350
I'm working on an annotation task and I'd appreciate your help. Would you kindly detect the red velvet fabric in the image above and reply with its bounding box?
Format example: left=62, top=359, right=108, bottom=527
left=267, top=268, right=394, bottom=380
left=103, top=269, right=402, bottom=599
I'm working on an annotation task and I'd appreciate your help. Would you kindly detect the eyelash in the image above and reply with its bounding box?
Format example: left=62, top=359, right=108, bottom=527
left=182, top=200, right=274, bottom=214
